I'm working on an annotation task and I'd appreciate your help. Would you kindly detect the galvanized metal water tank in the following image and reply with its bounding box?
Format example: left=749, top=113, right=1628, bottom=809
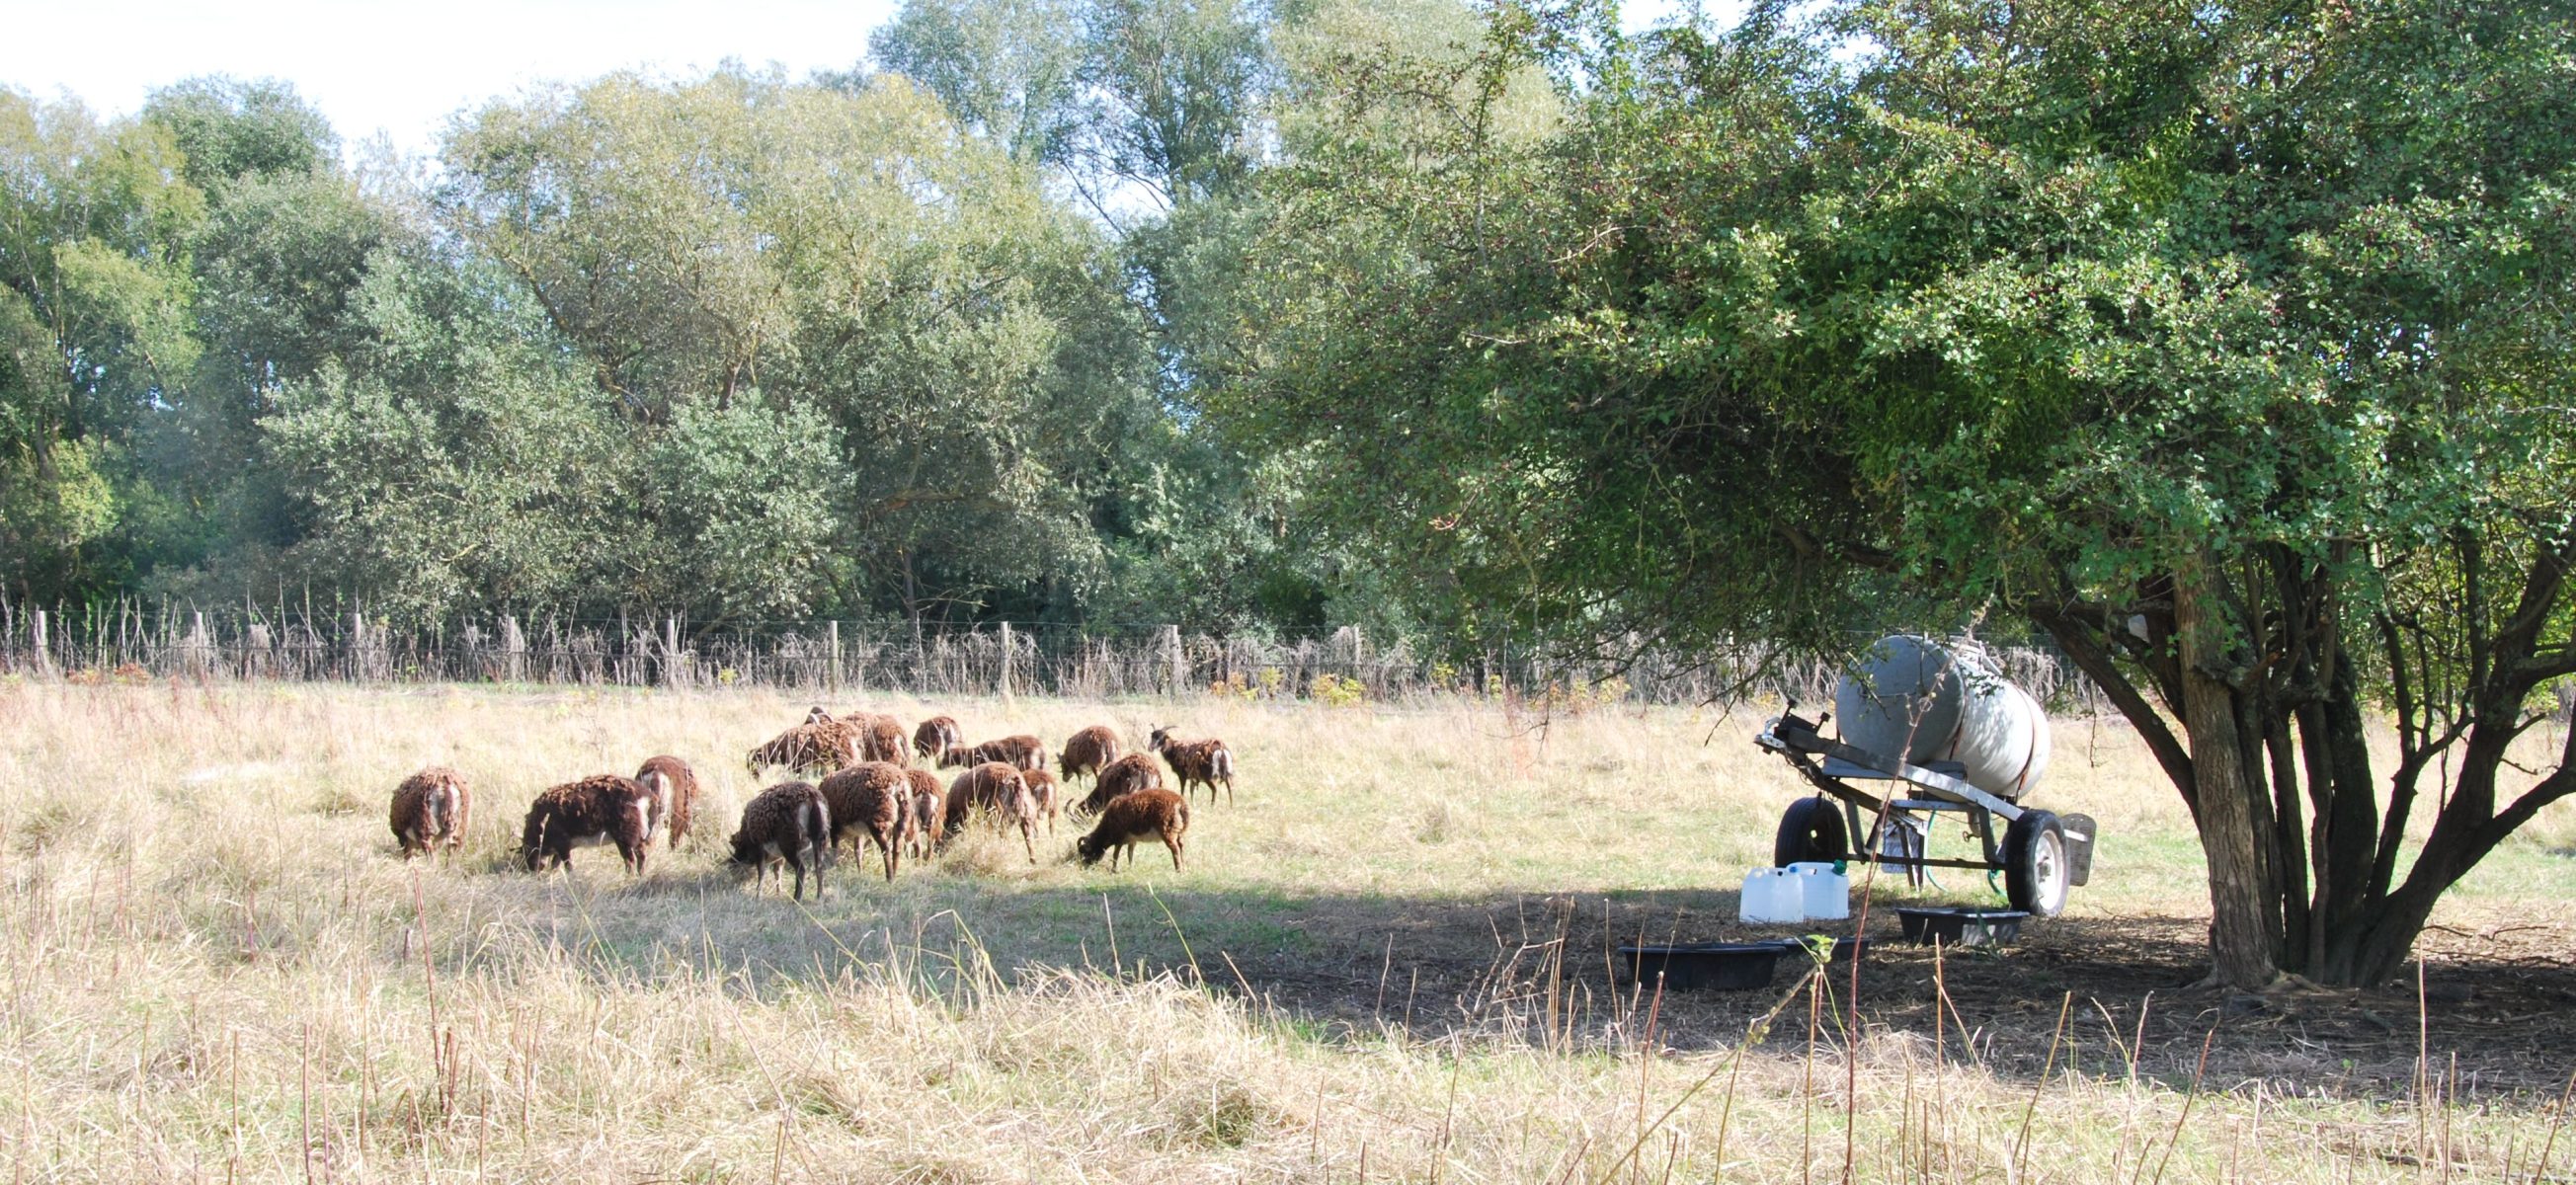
left=1831, top=635, right=2052, bottom=799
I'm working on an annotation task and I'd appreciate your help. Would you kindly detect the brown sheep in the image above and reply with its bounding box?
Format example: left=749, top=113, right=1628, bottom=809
left=747, top=721, right=859, bottom=778
left=729, top=781, right=831, bottom=901
left=1078, top=752, right=1166, bottom=818
left=1022, top=768, right=1064, bottom=835
left=942, top=760, right=1038, bottom=863
left=634, top=754, right=700, bottom=847
left=389, top=766, right=472, bottom=858
left=521, top=775, right=657, bottom=875
left=913, top=715, right=963, bottom=759
left=818, top=761, right=912, bottom=882
left=1151, top=727, right=1237, bottom=805
left=901, top=768, right=945, bottom=860
left=1058, top=725, right=1121, bottom=784
left=813, top=709, right=913, bottom=765
left=938, top=734, right=1047, bottom=773
left=1077, top=789, right=1189, bottom=873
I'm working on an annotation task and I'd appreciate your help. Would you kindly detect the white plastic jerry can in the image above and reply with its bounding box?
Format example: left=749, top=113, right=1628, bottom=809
left=1786, top=861, right=1850, bottom=920
left=1738, top=867, right=1804, bottom=923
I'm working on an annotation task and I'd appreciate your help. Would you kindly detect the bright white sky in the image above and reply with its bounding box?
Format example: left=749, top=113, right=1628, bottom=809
left=2, top=0, right=1701, bottom=162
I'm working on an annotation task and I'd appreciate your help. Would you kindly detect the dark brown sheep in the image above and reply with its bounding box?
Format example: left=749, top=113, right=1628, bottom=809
left=1078, top=752, right=1166, bottom=818
left=1058, top=725, right=1121, bottom=784
left=521, top=775, right=657, bottom=875
left=901, top=768, right=945, bottom=860
left=938, top=734, right=1047, bottom=773
left=913, top=715, right=963, bottom=759
left=747, top=721, right=859, bottom=778
left=1151, top=727, right=1237, bottom=805
left=634, top=754, right=700, bottom=847
left=390, top=766, right=472, bottom=858
left=818, top=761, right=912, bottom=882
left=942, top=761, right=1038, bottom=863
left=1077, top=789, right=1189, bottom=873
left=729, top=781, right=831, bottom=901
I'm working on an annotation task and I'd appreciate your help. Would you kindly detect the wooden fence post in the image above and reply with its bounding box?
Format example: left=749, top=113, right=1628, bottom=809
left=33, top=608, right=51, bottom=676
left=1000, top=622, right=1015, bottom=701
left=828, top=620, right=842, bottom=692
left=1161, top=624, right=1183, bottom=696
left=503, top=615, right=525, bottom=683
left=664, top=614, right=684, bottom=690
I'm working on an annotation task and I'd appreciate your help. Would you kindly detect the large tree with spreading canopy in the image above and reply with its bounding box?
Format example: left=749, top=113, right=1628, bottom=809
left=1215, top=0, right=2576, bottom=988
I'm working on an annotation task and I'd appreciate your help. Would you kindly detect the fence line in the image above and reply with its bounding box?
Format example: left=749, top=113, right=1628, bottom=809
left=0, top=596, right=2104, bottom=711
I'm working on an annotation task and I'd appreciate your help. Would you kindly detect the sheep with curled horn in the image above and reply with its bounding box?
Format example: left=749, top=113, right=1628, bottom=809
left=1150, top=726, right=1237, bottom=805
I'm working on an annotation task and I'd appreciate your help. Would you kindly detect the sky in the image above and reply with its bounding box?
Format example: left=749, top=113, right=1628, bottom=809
left=1, top=0, right=1696, bottom=162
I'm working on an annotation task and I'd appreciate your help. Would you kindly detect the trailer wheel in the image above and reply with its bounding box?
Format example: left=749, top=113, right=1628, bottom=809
left=1774, top=796, right=1848, bottom=867
left=2003, top=810, right=2069, bottom=917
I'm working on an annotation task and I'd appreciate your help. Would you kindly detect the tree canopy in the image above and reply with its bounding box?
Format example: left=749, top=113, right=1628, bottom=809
left=1218, top=0, right=2575, bottom=988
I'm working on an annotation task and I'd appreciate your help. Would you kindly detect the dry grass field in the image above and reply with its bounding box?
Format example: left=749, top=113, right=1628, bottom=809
left=1, top=676, right=2572, bottom=1182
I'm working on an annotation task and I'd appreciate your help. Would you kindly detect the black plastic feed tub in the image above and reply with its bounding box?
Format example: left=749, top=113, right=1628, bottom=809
left=1620, top=937, right=1870, bottom=991
left=1892, top=908, right=2030, bottom=948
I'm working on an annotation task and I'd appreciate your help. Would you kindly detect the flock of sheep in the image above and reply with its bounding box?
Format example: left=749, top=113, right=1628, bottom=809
left=386, top=708, right=1239, bottom=901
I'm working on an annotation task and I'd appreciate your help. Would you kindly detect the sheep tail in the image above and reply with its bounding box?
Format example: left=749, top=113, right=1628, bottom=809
left=642, top=769, right=673, bottom=842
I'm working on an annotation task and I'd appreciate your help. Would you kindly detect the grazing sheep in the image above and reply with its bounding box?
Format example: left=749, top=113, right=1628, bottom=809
left=849, top=713, right=913, bottom=765
left=1058, top=725, right=1121, bottom=784
left=747, top=721, right=859, bottom=778
left=389, top=766, right=472, bottom=858
left=914, top=715, right=963, bottom=759
left=1077, top=788, right=1190, bottom=873
left=938, top=734, right=1047, bottom=773
left=817, top=761, right=911, bottom=882
left=1078, top=752, right=1165, bottom=818
left=729, top=781, right=831, bottom=901
left=521, top=775, right=657, bottom=875
left=807, top=708, right=912, bottom=766
left=634, top=754, right=700, bottom=847
left=1151, top=726, right=1237, bottom=805
left=901, top=768, right=945, bottom=860
left=942, top=760, right=1039, bottom=863
left=1022, top=768, right=1064, bottom=835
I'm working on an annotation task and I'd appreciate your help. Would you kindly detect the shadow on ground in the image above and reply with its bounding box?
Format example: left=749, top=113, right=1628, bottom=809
left=532, top=870, right=2576, bottom=1101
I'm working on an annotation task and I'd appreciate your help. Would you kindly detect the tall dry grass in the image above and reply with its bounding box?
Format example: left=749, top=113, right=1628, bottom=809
left=0, top=677, right=2569, bottom=1182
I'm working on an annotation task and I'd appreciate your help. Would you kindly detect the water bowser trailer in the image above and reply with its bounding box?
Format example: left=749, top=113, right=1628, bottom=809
left=1754, top=635, right=2099, bottom=916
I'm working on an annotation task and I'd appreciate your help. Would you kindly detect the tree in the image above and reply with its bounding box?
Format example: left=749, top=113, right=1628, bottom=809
left=868, top=0, right=1086, bottom=165
left=1220, top=0, right=2575, bottom=988
left=0, top=89, right=205, bottom=601
left=441, top=67, right=1166, bottom=626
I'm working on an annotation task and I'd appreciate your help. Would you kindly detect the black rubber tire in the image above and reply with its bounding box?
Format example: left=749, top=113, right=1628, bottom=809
left=1773, top=796, right=1849, bottom=867
left=2003, top=809, right=2069, bottom=917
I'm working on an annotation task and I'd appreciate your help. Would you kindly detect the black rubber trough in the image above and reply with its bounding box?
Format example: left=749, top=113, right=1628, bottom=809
left=1892, top=907, right=2030, bottom=948
left=1620, top=937, right=1869, bottom=991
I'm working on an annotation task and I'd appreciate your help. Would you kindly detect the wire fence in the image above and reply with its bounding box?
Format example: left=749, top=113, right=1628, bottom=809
left=0, top=596, right=2110, bottom=711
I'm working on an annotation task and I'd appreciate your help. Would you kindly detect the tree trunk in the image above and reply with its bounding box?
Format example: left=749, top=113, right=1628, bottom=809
left=2173, top=558, right=2286, bottom=989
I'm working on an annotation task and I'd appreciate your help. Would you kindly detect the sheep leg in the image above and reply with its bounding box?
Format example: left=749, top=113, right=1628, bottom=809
left=1167, top=830, right=1183, bottom=873
left=1021, top=821, right=1037, bottom=864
